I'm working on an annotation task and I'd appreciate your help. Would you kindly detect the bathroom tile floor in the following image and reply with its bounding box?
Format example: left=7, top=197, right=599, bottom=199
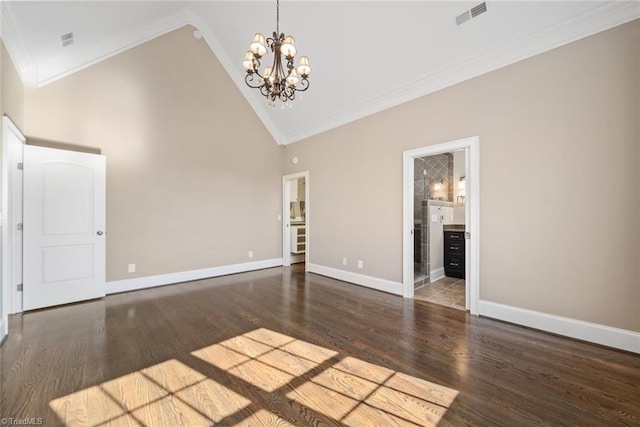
left=414, top=276, right=466, bottom=310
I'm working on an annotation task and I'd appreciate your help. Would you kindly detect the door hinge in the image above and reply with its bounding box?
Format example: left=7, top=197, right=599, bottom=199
left=465, top=232, right=470, bottom=239
left=17, top=223, right=23, bottom=231
left=17, top=283, right=23, bottom=291
left=17, top=162, right=23, bottom=170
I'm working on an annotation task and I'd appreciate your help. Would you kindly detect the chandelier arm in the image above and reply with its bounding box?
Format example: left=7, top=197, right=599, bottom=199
left=252, top=56, right=262, bottom=73
left=286, top=86, right=296, bottom=101
left=266, top=34, right=278, bottom=50
left=280, top=89, right=292, bottom=102
left=259, top=85, right=271, bottom=98
left=251, top=61, right=265, bottom=80
left=245, top=73, right=266, bottom=89
left=294, top=78, right=310, bottom=92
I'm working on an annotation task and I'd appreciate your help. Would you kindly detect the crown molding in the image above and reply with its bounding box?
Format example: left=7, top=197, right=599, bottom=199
left=0, top=2, right=38, bottom=85
left=2, top=2, right=637, bottom=145
left=187, top=13, right=283, bottom=145
left=0, top=3, right=283, bottom=144
left=1, top=4, right=195, bottom=88
left=281, top=1, right=640, bottom=145
left=35, top=10, right=197, bottom=87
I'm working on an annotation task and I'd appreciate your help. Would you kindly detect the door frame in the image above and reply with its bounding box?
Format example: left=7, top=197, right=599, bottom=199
left=402, top=136, right=480, bottom=314
left=2, top=116, right=25, bottom=329
left=282, top=171, right=309, bottom=266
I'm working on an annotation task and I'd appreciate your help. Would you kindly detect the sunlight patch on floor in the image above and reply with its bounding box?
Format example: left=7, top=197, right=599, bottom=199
left=50, top=328, right=458, bottom=426
left=49, top=359, right=251, bottom=426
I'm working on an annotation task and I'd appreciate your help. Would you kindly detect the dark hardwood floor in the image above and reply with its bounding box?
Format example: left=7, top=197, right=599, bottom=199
left=1, top=265, right=639, bottom=426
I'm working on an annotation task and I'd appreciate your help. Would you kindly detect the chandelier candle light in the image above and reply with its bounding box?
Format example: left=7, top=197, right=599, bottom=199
left=243, top=0, right=311, bottom=107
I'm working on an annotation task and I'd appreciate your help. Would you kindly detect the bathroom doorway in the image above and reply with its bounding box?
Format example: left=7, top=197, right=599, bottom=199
left=402, top=136, right=479, bottom=314
left=412, top=151, right=466, bottom=309
left=282, top=172, right=309, bottom=268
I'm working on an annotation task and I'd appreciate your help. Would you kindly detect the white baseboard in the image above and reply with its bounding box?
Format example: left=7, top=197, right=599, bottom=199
left=429, top=267, right=445, bottom=282
left=307, top=263, right=403, bottom=296
left=107, top=258, right=283, bottom=294
left=478, top=300, right=640, bottom=354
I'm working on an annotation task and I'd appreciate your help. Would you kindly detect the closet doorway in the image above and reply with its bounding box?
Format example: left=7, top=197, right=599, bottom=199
left=282, top=172, right=309, bottom=268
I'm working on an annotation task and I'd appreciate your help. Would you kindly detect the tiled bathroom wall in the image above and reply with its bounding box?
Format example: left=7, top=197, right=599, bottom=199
left=414, top=154, right=453, bottom=215
left=414, top=153, right=453, bottom=288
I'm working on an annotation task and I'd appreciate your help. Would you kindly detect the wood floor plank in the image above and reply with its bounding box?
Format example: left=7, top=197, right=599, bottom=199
left=1, top=264, right=639, bottom=426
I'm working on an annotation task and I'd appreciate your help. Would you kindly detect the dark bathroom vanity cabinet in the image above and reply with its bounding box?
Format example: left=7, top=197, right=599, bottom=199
left=444, top=230, right=465, bottom=279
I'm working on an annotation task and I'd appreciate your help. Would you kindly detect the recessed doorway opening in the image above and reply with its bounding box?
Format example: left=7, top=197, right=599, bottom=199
left=412, top=150, right=467, bottom=310
left=402, top=137, right=479, bottom=314
left=282, top=172, right=309, bottom=268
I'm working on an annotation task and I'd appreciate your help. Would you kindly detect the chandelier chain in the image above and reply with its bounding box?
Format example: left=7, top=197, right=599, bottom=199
left=276, top=0, right=280, bottom=35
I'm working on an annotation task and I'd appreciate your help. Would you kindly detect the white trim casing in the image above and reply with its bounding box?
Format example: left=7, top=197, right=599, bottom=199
left=282, top=177, right=292, bottom=266
left=468, top=140, right=480, bottom=314
left=307, top=263, right=403, bottom=296
left=402, top=152, right=414, bottom=299
left=2, top=117, right=25, bottom=319
left=478, top=300, right=640, bottom=354
left=107, top=258, right=282, bottom=295
left=402, top=136, right=480, bottom=314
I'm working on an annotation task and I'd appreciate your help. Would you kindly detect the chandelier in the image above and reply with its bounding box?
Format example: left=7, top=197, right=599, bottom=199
left=243, top=0, right=311, bottom=107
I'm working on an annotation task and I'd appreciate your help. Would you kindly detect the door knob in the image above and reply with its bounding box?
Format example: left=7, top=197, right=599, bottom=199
left=97, top=231, right=104, bottom=236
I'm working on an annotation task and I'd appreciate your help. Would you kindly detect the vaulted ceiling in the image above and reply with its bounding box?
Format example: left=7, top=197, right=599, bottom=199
left=2, top=1, right=639, bottom=144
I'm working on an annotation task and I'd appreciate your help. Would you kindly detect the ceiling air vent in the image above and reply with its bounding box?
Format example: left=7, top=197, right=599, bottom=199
left=456, top=2, right=487, bottom=26
left=470, top=2, right=487, bottom=18
left=61, top=32, right=74, bottom=47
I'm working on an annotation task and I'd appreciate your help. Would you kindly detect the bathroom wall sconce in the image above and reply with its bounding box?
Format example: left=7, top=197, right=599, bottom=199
left=458, top=176, right=466, bottom=190
left=433, top=180, right=443, bottom=191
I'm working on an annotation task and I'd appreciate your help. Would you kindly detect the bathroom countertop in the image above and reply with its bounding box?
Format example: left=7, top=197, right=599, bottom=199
left=426, top=200, right=455, bottom=207
left=443, top=224, right=466, bottom=231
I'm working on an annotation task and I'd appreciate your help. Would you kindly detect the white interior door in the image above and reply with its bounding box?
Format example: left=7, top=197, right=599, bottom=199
left=23, top=145, right=106, bottom=311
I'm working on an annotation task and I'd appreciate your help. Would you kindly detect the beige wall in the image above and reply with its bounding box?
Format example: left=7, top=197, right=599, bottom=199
left=8, top=19, right=640, bottom=332
left=284, top=20, right=640, bottom=332
left=1, top=42, right=24, bottom=131
left=24, top=26, right=283, bottom=282
left=1, top=41, right=26, bottom=320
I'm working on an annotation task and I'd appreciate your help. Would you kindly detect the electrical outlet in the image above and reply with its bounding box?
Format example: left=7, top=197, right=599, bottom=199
left=357, top=260, right=363, bottom=269
left=248, top=251, right=254, bottom=259
left=277, top=214, right=282, bottom=221
left=342, top=257, right=347, bottom=266
left=128, top=264, right=136, bottom=273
